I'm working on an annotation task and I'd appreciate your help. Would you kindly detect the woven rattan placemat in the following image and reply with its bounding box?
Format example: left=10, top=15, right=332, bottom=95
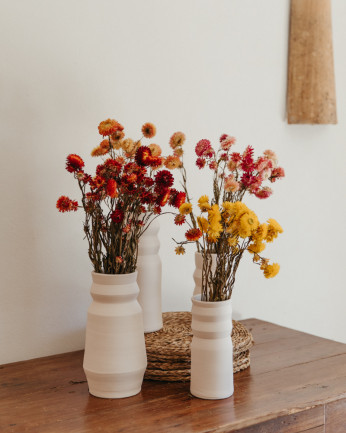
left=144, top=311, right=253, bottom=382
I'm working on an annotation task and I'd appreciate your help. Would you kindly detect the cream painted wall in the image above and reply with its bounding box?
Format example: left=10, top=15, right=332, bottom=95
left=1, top=0, right=345, bottom=364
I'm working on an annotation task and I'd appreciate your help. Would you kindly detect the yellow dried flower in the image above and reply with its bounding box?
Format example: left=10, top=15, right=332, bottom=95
left=248, top=242, right=266, bottom=254
left=238, top=211, right=259, bottom=238
left=198, top=195, right=209, bottom=204
left=227, top=236, right=238, bottom=247
left=263, top=263, right=280, bottom=278
left=175, top=245, right=186, bottom=255
left=266, top=218, right=283, bottom=243
left=252, top=223, right=268, bottom=243
left=179, top=203, right=192, bottom=215
left=197, top=216, right=209, bottom=233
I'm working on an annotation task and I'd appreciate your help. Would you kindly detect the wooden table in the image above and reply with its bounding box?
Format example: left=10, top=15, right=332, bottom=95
left=1, top=319, right=346, bottom=432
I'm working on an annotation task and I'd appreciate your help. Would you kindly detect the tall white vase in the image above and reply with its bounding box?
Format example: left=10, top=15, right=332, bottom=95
left=190, top=294, right=234, bottom=400
left=83, top=272, right=147, bottom=399
left=137, top=218, right=163, bottom=332
left=193, top=252, right=217, bottom=297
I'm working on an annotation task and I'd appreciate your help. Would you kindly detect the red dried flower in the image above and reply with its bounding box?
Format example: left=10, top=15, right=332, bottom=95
left=185, top=228, right=202, bottom=241
left=90, top=175, right=105, bottom=189
left=241, top=146, right=255, bottom=172
left=156, top=188, right=170, bottom=207
left=140, top=191, right=155, bottom=204
left=111, top=209, right=124, bottom=223
left=86, top=191, right=101, bottom=201
left=209, top=161, right=217, bottom=170
left=155, top=170, right=174, bottom=188
left=173, top=191, right=186, bottom=209
left=219, top=134, right=228, bottom=143
left=56, top=196, right=78, bottom=212
left=241, top=173, right=258, bottom=188
left=174, top=214, right=186, bottom=226
left=196, top=157, right=206, bottom=169
left=153, top=206, right=162, bottom=215
left=143, top=177, right=154, bottom=187
left=66, top=154, right=84, bottom=173
left=231, top=152, right=242, bottom=163
left=135, top=146, right=152, bottom=166
left=106, top=179, right=118, bottom=198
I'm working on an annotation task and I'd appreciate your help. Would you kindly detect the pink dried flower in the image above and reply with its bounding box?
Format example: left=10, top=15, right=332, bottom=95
left=255, top=187, right=273, bottom=199
left=123, top=224, right=131, bottom=233
left=116, top=256, right=123, bottom=264
left=270, top=167, right=285, bottom=182
left=220, top=136, right=236, bottom=151
left=224, top=175, right=240, bottom=192
left=195, top=139, right=211, bottom=157
left=263, top=149, right=278, bottom=167
left=196, top=157, right=206, bottom=169
left=209, top=160, right=217, bottom=170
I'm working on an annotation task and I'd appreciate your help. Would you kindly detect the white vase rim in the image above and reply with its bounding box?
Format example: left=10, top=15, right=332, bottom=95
left=192, top=294, right=232, bottom=307
left=91, top=271, right=138, bottom=285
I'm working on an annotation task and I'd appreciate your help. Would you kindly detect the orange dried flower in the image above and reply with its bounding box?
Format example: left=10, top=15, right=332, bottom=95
left=164, top=155, right=181, bottom=170
left=98, top=119, right=124, bottom=136
left=100, top=139, right=110, bottom=149
left=66, top=154, right=84, bottom=173
left=141, top=122, right=156, bottom=138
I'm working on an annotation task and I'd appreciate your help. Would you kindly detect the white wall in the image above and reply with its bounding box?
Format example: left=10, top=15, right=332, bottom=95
left=1, top=0, right=345, bottom=364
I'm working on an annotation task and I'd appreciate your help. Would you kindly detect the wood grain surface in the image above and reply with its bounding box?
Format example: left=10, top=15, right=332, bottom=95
left=287, top=0, right=337, bottom=124
left=1, top=319, right=346, bottom=433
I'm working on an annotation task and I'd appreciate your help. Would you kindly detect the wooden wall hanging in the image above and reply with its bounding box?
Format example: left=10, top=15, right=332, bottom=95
left=287, top=0, right=337, bottom=124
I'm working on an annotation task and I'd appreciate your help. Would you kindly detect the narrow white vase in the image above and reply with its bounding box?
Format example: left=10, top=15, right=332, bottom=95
left=83, top=272, right=147, bottom=399
left=190, top=294, right=234, bottom=400
left=193, top=252, right=217, bottom=297
left=137, top=218, right=163, bottom=332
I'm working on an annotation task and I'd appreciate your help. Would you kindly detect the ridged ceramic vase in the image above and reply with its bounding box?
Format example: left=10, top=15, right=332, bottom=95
left=193, top=252, right=217, bottom=296
left=137, top=218, right=163, bottom=333
left=190, top=294, right=234, bottom=400
left=83, top=272, right=147, bottom=399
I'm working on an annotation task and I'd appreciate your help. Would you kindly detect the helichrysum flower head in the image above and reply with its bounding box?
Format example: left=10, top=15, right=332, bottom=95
left=175, top=245, right=186, bottom=255
left=266, top=218, right=283, bottom=242
left=170, top=131, right=186, bottom=149
left=179, top=202, right=192, bottom=215
left=185, top=228, right=202, bottom=241
left=98, top=119, right=124, bottom=136
left=56, top=196, right=78, bottom=212
left=66, top=154, right=84, bottom=173
left=262, top=263, right=280, bottom=278
left=142, top=122, right=156, bottom=138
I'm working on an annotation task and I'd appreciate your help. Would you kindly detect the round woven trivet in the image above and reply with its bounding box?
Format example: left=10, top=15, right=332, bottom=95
left=144, top=311, right=253, bottom=382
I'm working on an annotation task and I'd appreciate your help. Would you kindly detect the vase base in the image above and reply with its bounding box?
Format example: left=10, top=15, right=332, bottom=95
left=190, top=387, right=234, bottom=400
left=88, top=387, right=141, bottom=399
left=144, top=324, right=163, bottom=333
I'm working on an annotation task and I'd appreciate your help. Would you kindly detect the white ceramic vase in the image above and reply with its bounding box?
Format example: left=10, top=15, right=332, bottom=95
left=190, top=294, right=234, bottom=399
left=83, top=272, right=147, bottom=399
left=137, top=218, right=163, bottom=332
left=193, top=252, right=217, bottom=297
